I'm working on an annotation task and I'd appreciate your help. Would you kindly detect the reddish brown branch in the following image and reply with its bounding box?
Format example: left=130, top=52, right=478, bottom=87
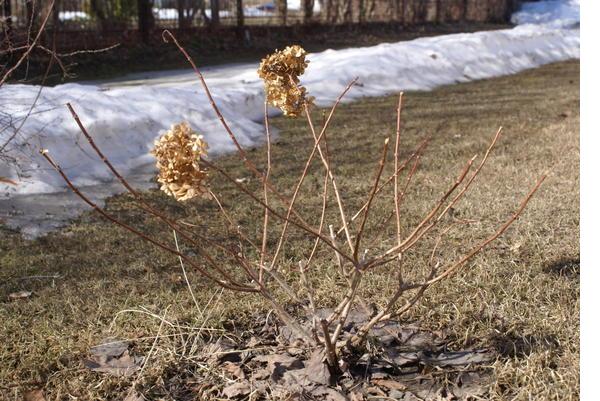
left=40, top=151, right=257, bottom=293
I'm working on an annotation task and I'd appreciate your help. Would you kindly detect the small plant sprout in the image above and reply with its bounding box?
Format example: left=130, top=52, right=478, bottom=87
left=42, top=33, right=546, bottom=375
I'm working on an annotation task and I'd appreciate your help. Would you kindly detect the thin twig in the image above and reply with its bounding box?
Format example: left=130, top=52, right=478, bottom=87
left=305, top=105, right=356, bottom=259
left=337, top=137, right=429, bottom=236
left=41, top=150, right=256, bottom=293
left=259, top=101, right=272, bottom=282
left=0, top=0, right=55, bottom=87
left=268, top=79, right=359, bottom=272
left=173, top=231, right=203, bottom=317
left=162, top=30, right=318, bottom=234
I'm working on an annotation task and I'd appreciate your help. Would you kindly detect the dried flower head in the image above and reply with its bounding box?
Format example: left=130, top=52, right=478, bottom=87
left=151, top=122, right=209, bottom=201
left=258, top=45, right=313, bottom=117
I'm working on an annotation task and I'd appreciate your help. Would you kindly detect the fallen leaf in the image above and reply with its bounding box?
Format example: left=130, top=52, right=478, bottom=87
left=388, top=351, right=420, bottom=366
left=90, top=339, right=129, bottom=358
left=83, top=339, right=143, bottom=377
left=222, top=381, right=251, bottom=399
left=421, top=350, right=495, bottom=367
left=24, top=389, right=45, bottom=401
left=251, top=368, right=270, bottom=380
left=304, top=349, right=331, bottom=385
left=282, top=350, right=331, bottom=386
left=9, top=291, right=32, bottom=300
left=312, top=386, right=348, bottom=401
left=366, top=386, right=386, bottom=396
left=245, top=336, right=262, bottom=348
left=205, top=338, right=241, bottom=364
left=372, top=378, right=407, bottom=391
left=222, top=361, right=246, bottom=379
left=254, top=353, right=303, bottom=381
left=350, top=391, right=365, bottom=401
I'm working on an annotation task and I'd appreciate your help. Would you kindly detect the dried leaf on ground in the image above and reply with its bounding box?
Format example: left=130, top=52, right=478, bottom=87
left=222, top=361, right=246, bottom=379
left=222, top=381, right=251, bottom=399
left=421, top=350, right=495, bottom=367
left=282, top=350, right=331, bottom=386
left=83, top=339, right=143, bottom=377
left=8, top=291, right=32, bottom=300
left=349, top=391, right=365, bottom=401
left=254, top=353, right=303, bottom=381
left=24, top=389, right=46, bottom=401
left=313, top=386, right=348, bottom=401
left=90, top=339, right=129, bottom=358
left=372, top=378, right=407, bottom=391
left=204, top=338, right=241, bottom=364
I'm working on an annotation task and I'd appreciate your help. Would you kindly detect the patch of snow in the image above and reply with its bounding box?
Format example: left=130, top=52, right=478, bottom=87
left=287, top=0, right=321, bottom=12
left=243, top=6, right=276, bottom=17
left=511, top=0, right=579, bottom=28
left=0, top=0, right=580, bottom=236
left=154, top=8, right=233, bottom=19
left=59, top=11, right=90, bottom=21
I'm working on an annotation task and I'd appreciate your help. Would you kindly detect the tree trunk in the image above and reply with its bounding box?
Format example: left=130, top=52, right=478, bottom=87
left=4, top=0, right=13, bottom=38
left=324, top=0, right=333, bottom=23
left=236, top=0, right=244, bottom=27
left=210, top=0, right=220, bottom=26
left=358, top=0, right=366, bottom=24
left=366, top=0, right=376, bottom=21
left=341, top=0, right=352, bottom=23
left=138, top=0, right=154, bottom=43
left=26, top=0, right=39, bottom=31
left=177, top=0, right=186, bottom=28
left=401, top=0, right=406, bottom=24
left=51, top=0, right=60, bottom=38
left=436, top=0, right=443, bottom=23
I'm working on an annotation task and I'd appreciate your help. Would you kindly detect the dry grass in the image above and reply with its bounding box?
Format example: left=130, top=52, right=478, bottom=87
left=0, top=60, right=579, bottom=400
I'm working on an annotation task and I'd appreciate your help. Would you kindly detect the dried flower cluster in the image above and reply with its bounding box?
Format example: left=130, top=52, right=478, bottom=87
left=151, top=122, right=209, bottom=201
left=258, top=45, right=313, bottom=117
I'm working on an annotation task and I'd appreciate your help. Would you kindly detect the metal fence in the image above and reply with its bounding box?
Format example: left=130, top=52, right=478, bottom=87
left=1, top=0, right=515, bottom=30
left=1, top=0, right=515, bottom=52
left=2, top=0, right=302, bottom=30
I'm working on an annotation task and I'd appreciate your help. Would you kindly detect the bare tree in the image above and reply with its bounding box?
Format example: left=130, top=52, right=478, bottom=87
left=340, top=0, right=352, bottom=23
left=358, top=0, right=366, bottom=23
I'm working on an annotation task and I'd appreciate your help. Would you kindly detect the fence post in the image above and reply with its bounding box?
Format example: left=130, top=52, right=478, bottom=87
left=276, top=0, right=287, bottom=25
left=138, top=0, right=153, bottom=44
left=236, top=0, right=244, bottom=27
left=302, top=0, right=314, bottom=22
left=2, top=0, right=12, bottom=38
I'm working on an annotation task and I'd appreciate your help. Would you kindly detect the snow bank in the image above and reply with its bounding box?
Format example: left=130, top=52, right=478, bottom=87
left=0, top=0, right=580, bottom=235
left=512, top=0, right=579, bottom=28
